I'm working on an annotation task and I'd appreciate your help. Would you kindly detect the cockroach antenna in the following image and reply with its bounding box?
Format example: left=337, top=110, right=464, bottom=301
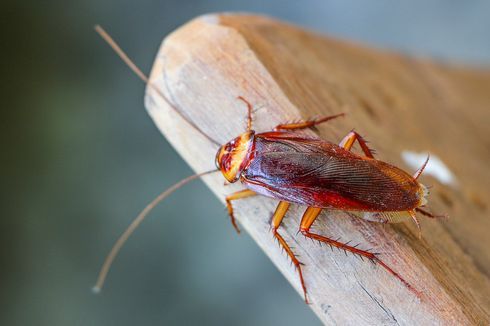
left=93, top=25, right=221, bottom=292
left=93, top=169, right=219, bottom=293
left=94, top=25, right=221, bottom=147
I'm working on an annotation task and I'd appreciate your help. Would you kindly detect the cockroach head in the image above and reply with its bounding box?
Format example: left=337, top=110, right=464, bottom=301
left=215, top=131, right=255, bottom=183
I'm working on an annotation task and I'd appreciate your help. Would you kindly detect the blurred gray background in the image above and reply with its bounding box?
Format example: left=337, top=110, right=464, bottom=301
left=2, top=1, right=489, bottom=325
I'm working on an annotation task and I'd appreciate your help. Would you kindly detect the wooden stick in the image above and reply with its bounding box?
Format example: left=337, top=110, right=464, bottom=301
left=144, top=14, right=490, bottom=325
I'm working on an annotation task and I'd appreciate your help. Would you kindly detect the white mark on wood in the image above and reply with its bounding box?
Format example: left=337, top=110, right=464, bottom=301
left=200, top=14, right=219, bottom=24
left=401, top=151, right=457, bottom=187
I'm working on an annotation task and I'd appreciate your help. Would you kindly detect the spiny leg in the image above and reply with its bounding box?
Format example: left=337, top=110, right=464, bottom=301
left=408, top=208, right=448, bottom=238
left=225, top=189, right=256, bottom=233
left=299, top=207, right=415, bottom=292
left=237, top=96, right=253, bottom=132
left=274, top=113, right=345, bottom=131
left=339, top=130, right=376, bottom=158
left=415, top=207, right=448, bottom=220
left=271, top=201, right=309, bottom=303
left=408, top=210, right=422, bottom=239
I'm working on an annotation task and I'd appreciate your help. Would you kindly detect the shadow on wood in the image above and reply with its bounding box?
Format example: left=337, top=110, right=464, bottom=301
left=145, top=13, right=490, bottom=325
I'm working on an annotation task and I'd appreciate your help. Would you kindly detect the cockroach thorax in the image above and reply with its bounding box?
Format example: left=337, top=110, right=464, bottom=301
left=215, top=131, right=255, bottom=183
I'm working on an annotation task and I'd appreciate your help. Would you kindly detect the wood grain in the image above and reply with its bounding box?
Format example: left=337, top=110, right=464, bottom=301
left=144, top=14, right=490, bottom=325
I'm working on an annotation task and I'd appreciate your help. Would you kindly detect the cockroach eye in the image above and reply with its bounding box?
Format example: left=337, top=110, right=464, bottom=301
left=215, top=147, right=222, bottom=169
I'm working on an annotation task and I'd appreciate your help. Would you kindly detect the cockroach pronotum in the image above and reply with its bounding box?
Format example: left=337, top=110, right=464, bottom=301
left=93, top=26, right=446, bottom=303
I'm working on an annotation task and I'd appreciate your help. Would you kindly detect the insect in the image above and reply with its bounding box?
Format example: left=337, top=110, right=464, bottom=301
left=93, top=26, right=445, bottom=303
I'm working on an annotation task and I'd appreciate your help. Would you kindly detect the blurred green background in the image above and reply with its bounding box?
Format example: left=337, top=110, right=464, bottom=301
left=2, top=1, right=489, bottom=325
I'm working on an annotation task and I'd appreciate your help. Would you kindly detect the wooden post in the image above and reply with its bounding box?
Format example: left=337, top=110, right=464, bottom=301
left=145, top=14, right=490, bottom=325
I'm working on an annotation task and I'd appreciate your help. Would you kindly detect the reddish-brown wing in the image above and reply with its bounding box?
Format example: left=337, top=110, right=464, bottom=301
left=241, top=132, right=420, bottom=211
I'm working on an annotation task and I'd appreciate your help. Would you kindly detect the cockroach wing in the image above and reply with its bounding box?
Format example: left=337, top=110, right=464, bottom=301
left=347, top=211, right=412, bottom=224
left=241, top=134, right=422, bottom=212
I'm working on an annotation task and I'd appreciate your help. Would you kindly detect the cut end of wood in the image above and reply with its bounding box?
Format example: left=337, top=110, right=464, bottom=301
left=144, top=13, right=490, bottom=325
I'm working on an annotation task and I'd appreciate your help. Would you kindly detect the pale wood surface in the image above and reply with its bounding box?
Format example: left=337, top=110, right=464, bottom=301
left=145, top=14, right=490, bottom=325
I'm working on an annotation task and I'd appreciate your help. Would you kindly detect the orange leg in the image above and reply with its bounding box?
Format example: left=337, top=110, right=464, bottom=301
left=237, top=96, right=254, bottom=132
left=408, top=210, right=422, bottom=239
left=225, top=189, right=256, bottom=233
left=274, top=113, right=345, bottom=131
left=411, top=208, right=448, bottom=239
left=299, top=207, right=415, bottom=292
left=339, top=130, right=375, bottom=158
left=415, top=207, right=448, bottom=220
left=271, top=201, right=309, bottom=303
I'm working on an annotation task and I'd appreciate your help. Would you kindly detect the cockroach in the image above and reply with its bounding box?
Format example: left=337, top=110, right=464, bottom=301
left=93, top=26, right=446, bottom=303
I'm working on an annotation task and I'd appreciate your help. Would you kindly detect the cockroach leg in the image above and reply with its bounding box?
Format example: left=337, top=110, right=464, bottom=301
left=299, top=207, right=416, bottom=293
left=225, top=189, right=256, bottom=233
left=339, top=131, right=376, bottom=158
left=415, top=207, right=448, bottom=220
left=236, top=96, right=254, bottom=132
left=409, top=210, right=422, bottom=239
left=273, top=113, right=345, bottom=131
left=271, top=201, right=309, bottom=303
